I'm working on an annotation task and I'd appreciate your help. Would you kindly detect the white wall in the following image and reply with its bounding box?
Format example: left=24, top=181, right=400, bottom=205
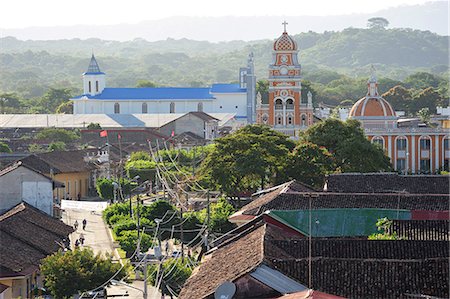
left=0, top=166, right=53, bottom=216
left=73, top=92, right=248, bottom=118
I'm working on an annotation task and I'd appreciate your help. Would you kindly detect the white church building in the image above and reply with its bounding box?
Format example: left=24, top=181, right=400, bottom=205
left=72, top=54, right=256, bottom=124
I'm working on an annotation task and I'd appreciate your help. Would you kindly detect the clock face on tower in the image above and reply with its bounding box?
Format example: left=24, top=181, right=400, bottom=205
left=280, top=66, right=288, bottom=75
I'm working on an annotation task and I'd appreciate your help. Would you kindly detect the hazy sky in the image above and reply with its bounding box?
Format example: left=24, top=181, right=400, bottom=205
left=1, top=0, right=440, bottom=28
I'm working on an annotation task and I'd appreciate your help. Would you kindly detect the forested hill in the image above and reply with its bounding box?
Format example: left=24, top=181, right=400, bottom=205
left=1, top=28, right=448, bottom=100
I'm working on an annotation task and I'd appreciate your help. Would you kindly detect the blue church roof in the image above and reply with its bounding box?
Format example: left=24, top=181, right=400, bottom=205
left=74, top=87, right=215, bottom=100
left=210, top=83, right=246, bottom=93
left=73, top=84, right=247, bottom=100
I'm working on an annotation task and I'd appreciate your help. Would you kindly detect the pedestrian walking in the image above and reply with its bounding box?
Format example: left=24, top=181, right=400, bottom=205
left=82, top=218, right=87, bottom=230
left=79, top=233, right=85, bottom=245
left=73, top=220, right=78, bottom=230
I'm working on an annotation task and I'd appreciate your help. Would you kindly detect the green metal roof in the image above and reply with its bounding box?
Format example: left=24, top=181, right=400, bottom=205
left=268, top=209, right=411, bottom=237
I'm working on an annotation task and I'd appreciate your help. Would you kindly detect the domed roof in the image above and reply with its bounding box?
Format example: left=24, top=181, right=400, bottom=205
left=274, top=32, right=298, bottom=51
left=349, top=96, right=396, bottom=117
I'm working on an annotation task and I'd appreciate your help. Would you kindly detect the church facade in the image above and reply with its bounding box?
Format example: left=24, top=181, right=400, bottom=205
left=72, top=54, right=256, bottom=124
left=256, top=23, right=314, bottom=137
left=349, top=67, right=450, bottom=174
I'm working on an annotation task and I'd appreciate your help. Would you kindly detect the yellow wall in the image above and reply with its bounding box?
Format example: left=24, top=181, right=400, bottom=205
left=0, top=276, right=29, bottom=299
left=51, top=172, right=90, bottom=199
left=441, top=119, right=450, bottom=129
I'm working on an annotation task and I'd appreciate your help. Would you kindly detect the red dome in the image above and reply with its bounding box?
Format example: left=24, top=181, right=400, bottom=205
left=349, top=96, right=396, bottom=117
left=274, top=32, right=298, bottom=51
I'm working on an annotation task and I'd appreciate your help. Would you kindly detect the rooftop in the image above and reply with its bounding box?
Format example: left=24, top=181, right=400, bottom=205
left=0, top=202, right=73, bottom=277
left=181, top=217, right=449, bottom=298
left=324, top=173, right=450, bottom=194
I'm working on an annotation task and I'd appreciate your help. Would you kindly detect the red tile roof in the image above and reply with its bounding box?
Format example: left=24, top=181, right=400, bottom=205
left=0, top=203, right=73, bottom=277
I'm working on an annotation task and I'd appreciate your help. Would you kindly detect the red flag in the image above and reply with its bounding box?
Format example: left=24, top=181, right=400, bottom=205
left=100, top=130, right=108, bottom=137
left=118, top=133, right=121, bottom=140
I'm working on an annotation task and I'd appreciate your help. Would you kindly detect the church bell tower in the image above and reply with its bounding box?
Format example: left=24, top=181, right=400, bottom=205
left=257, top=21, right=313, bottom=137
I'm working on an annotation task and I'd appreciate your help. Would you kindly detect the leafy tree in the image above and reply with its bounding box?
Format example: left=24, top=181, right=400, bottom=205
left=136, top=80, right=157, bottom=88
left=40, top=248, right=125, bottom=299
left=404, top=72, right=441, bottom=90
left=48, top=141, right=66, bottom=151
left=35, top=128, right=79, bottom=143
left=303, top=118, right=392, bottom=172
left=125, top=159, right=157, bottom=183
left=200, top=125, right=295, bottom=197
left=410, top=87, right=441, bottom=113
left=56, top=100, right=73, bottom=113
left=382, top=85, right=412, bottom=112
left=139, top=200, right=176, bottom=223
left=129, top=151, right=151, bottom=161
left=103, top=202, right=131, bottom=225
left=39, top=88, right=73, bottom=113
left=0, top=93, right=21, bottom=113
left=116, top=230, right=153, bottom=256
left=417, top=107, right=431, bottom=124
left=96, top=178, right=134, bottom=201
left=87, top=122, right=102, bottom=129
left=147, top=258, right=193, bottom=295
left=368, top=217, right=399, bottom=240
left=0, top=142, right=12, bottom=153
left=196, top=197, right=236, bottom=234
left=286, top=142, right=335, bottom=188
left=256, top=80, right=269, bottom=103
left=367, top=17, right=389, bottom=29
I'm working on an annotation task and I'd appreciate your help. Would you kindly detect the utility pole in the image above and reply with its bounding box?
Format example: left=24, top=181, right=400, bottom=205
left=206, top=190, right=210, bottom=250
left=181, top=193, right=187, bottom=262
left=308, top=193, right=312, bottom=289
left=137, top=194, right=141, bottom=254
left=143, top=258, right=148, bottom=299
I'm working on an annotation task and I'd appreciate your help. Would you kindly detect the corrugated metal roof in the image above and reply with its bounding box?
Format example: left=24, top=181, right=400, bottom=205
left=0, top=113, right=235, bottom=128
left=250, top=264, right=307, bottom=294
left=268, top=209, right=411, bottom=237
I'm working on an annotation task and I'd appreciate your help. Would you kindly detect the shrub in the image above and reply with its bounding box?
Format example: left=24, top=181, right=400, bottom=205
left=116, top=230, right=153, bottom=256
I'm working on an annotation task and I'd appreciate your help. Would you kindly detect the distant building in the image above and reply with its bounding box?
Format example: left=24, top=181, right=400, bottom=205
left=348, top=66, right=450, bottom=174
left=0, top=161, right=64, bottom=216
left=71, top=54, right=256, bottom=124
left=256, top=23, right=314, bottom=137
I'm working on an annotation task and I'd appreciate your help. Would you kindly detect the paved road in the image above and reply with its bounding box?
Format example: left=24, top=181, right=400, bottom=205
left=62, top=201, right=164, bottom=299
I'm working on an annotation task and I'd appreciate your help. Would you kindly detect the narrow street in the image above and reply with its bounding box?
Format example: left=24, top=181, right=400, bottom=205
left=61, top=200, right=163, bottom=299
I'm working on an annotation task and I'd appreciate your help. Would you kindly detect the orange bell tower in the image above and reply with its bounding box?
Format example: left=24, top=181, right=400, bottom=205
left=257, top=21, right=313, bottom=137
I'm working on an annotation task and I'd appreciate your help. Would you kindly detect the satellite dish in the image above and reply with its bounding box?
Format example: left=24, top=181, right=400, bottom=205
left=214, top=281, right=236, bottom=299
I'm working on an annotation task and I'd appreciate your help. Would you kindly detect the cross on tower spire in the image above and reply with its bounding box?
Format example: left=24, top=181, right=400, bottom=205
left=282, top=20, right=288, bottom=32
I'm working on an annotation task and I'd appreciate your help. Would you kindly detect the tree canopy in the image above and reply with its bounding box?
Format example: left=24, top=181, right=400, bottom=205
left=40, top=248, right=125, bottom=299
left=200, top=125, right=295, bottom=197
left=303, top=118, right=392, bottom=172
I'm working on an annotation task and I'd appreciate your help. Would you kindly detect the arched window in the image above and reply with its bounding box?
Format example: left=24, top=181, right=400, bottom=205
left=443, top=137, right=450, bottom=171
left=142, top=103, right=148, bottom=113
left=286, top=98, right=294, bottom=110
left=114, top=103, right=120, bottom=114
left=197, top=102, right=203, bottom=112
left=419, top=136, right=432, bottom=173
left=170, top=102, right=175, bottom=113
left=372, top=136, right=384, bottom=148
left=88, top=81, right=92, bottom=93
left=275, top=99, right=283, bottom=110
left=395, top=136, right=408, bottom=173
left=301, top=114, right=306, bottom=126
left=96, top=81, right=99, bottom=92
